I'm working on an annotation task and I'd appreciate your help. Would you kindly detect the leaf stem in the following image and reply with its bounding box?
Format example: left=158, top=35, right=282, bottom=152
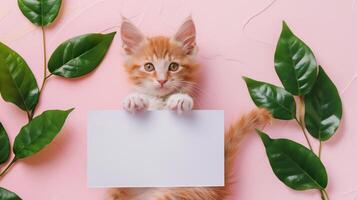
left=296, top=118, right=313, bottom=151
left=320, top=190, right=324, bottom=199
left=26, top=111, right=31, bottom=121
left=295, top=96, right=314, bottom=151
left=295, top=96, right=313, bottom=151
left=320, top=189, right=330, bottom=200
left=30, top=26, right=50, bottom=119
left=0, top=157, right=17, bottom=178
left=45, top=74, right=53, bottom=79
left=318, top=140, right=322, bottom=158
left=40, top=26, right=48, bottom=92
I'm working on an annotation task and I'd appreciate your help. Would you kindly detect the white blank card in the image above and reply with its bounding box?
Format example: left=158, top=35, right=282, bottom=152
left=87, top=110, right=224, bottom=188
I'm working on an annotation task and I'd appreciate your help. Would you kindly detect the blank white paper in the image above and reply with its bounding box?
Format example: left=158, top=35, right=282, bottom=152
left=87, top=110, right=224, bottom=188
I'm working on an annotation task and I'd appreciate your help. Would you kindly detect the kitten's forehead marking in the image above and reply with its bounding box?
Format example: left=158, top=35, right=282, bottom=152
left=153, top=59, right=168, bottom=80
left=148, top=53, right=174, bottom=61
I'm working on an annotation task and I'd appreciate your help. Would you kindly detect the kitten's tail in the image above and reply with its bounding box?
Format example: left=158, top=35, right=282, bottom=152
left=223, top=108, right=272, bottom=195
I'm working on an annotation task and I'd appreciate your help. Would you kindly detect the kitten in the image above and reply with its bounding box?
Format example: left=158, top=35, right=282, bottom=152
left=109, top=18, right=272, bottom=200
left=121, top=17, right=198, bottom=113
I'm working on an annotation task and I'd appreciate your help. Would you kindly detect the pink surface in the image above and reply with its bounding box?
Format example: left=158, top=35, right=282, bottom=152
left=0, top=0, right=356, bottom=199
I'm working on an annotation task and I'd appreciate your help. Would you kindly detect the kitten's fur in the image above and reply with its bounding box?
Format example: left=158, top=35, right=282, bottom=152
left=122, top=17, right=198, bottom=113
left=109, top=18, right=272, bottom=200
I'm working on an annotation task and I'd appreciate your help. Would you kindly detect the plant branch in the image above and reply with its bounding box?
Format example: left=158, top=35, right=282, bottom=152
left=318, top=140, right=322, bottom=158
left=40, top=26, right=48, bottom=92
left=26, top=111, right=31, bottom=121
left=320, top=189, right=330, bottom=200
left=295, top=96, right=313, bottom=151
left=30, top=26, right=50, bottom=119
left=45, top=74, right=53, bottom=79
left=296, top=118, right=313, bottom=151
left=0, top=157, right=17, bottom=178
left=320, top=190, right=324, bottom=199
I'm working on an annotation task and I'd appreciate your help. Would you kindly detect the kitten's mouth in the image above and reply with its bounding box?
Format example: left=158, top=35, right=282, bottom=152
left=155, top=86, right=173, bottom=94
left=157, top=87, right=168, bottom=91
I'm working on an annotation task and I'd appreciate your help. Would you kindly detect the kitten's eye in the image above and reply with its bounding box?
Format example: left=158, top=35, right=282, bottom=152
left=144, top=63, right=155, bottom=72
left=168, top=62, right=179, bottom=72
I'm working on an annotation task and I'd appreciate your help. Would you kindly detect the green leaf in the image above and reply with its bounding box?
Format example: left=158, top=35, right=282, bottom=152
left=243, top=77, right=296, bottom=120
left=304, top=66, right=342, bottom=141
left=274, top=21, right=318, bottom=96
left=48, top=32, right=116, bottom=78
left=0, top=123, right=10, bottom=165
left=257, top=130, right=328, bottom=190
left=13, top=109, right=73, bottom=159
left=0, top=188, right=21, bottom=200
left=0, top=41, right=39, bottom=111
left=18, top=0, right=62, bottom=26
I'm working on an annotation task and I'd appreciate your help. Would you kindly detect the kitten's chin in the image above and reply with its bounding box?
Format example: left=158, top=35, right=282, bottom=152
left=152, top=87, right=173, bottom=97
left=134, top=86, right=174, bottom=97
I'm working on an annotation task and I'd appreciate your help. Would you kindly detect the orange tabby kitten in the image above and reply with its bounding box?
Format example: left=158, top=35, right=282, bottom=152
left=121, top=17, right=198, bottom=113
left=109, top=17, right=272, bottom=200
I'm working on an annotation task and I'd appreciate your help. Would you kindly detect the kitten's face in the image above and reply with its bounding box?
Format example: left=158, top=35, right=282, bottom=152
left=121, top=18, right=198, bottom=97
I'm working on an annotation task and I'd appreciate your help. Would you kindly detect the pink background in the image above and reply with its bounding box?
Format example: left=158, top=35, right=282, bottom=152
left=1, top=0, right=356, bottom=199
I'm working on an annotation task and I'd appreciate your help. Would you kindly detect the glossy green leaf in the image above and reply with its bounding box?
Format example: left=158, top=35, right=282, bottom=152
left=0, top=188, right=21, bottom=200
left=18, top=0, right=62, bottom=26
left=13, top=109, right=73, bottom=159
left=48, top=32, right=116, bottom=78
left=304, top=66, right=342, bottom=141
left=243, top=77, right=296, bottom=120
left=0, top=123, right=10, bottom=165
left=274, top=21, right=318, bottom=96
left=257, top=130, right=328, bottom=190
left=0, top=42, right=39, bottom=111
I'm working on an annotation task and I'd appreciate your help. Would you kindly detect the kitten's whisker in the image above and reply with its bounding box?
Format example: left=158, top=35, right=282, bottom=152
left=176, top=80, right=206, bottom=93
left=175, top=83, right=203, bottom=97
left=174, top=80, right=202, bottom=90
left=175, top=81, right=209, bottom=97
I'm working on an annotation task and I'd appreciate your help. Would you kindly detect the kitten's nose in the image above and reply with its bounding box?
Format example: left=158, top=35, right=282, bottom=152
left=157, top=80, right=168, bottom=87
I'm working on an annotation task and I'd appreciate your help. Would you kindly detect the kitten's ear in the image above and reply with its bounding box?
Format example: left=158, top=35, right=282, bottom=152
left=121, top=18, right=145, bottom=54
left=174, top=17, right=197, bottom=55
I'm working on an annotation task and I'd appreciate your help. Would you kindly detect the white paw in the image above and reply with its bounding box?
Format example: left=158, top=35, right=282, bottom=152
left=166, top=93, right=194, bottom=113
left=123, top=93, right=149, bottom=113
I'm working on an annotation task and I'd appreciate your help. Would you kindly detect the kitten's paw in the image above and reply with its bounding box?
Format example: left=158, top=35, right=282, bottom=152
left=123, top=93, right=149, bottom=113
left=166, top=93, right=194, bottom=113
